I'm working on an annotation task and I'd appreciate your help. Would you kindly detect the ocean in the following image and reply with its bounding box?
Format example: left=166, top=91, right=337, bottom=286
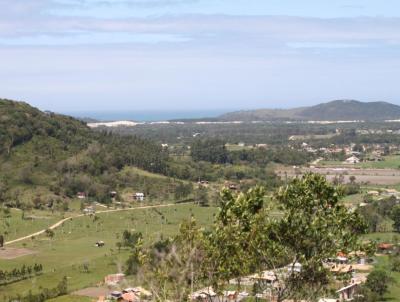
left=63, top=109, right=228, bottom=122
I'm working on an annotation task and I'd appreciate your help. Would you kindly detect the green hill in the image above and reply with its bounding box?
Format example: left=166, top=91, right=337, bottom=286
left=0, top=99, right=173, bottom=208
left=220, top=100, right=400, bottom=121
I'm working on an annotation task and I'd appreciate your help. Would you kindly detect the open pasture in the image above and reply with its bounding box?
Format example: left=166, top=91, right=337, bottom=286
left=0, top=204, right=216, bottom=300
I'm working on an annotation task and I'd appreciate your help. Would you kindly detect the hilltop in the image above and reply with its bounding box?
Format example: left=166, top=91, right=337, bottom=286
left=219, top=100, right=400, bottom=121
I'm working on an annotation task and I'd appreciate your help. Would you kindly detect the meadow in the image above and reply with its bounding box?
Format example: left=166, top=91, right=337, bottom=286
left=0, top=203, right=217, bottom=300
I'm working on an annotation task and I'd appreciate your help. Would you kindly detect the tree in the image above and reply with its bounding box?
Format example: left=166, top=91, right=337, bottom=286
left=57, top=276, right=68, bottom=296
left=195, top=186, right=209, bottom=207
left=365, top=269, right=392, bottom=297
left=138, top=219, right=206, bottom=302
left=263, top=173, right=366, bottom=301
left=191, top=139, right=229, bottom=164
left=0, top=234, right=4, bottom=248
left=391, top=205, right=400, bottom=232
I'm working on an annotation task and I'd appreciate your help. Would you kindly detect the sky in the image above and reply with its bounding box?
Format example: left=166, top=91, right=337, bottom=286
left=1, top=0, right=400, bottom=112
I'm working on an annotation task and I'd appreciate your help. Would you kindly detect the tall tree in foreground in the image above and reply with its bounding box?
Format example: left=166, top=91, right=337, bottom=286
left=266, top=173, right=367, bottom=301
left=129, top=173, right=366, bottom=302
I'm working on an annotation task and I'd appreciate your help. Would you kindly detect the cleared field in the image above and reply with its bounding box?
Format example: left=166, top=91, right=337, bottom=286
left=0, top=204, right=216, bottom=300
left=359, top=155, right=400, bottom=169
left=319, top=155, right=400, bottom=170
left=278, top=167, right=400, bottom=185
left=0, top=247, right=37, bottom=259
left=47, top=295, right=92, bottom=302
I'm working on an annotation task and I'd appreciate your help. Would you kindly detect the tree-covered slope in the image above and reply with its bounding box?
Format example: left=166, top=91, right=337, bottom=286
left=0, top=99, right=170, bottom=206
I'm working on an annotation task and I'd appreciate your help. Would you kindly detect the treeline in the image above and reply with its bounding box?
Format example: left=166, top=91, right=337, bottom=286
left=6, top=276, right=67, bottom=302
left=190, top=138, right=313, bottom=166
left=102, top=121, right=339, bottom=145
left=0, top=264, right=43, bottom=286
left=357, top=195, right=400, bottom=233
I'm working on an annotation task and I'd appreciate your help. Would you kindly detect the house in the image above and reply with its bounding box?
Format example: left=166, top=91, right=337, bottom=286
left=367, top=190, right=380, bottom=196
left=223, top=291, right=238, bottom=301
left=378, top=243, right=394, bottom=253
left=110, top=191, right=117, bottom=198
left=287, top=262, right=302, bottom=273
left=133, top=192, right=145, bottom=201
left=121, top=292, right=139, bottom=302
left=336, top=252, right=348, bottom=264
left=190, top=287, right=217, bottom=301
left=104, top=273, right=125, bottom=286
left=344, top=156, right=360, bottom=164
left=83, top=206, right=95, bottom=215
left=382, top=188, right=399, bottom=197
left=330, top=264, right=354, bottom=275
left=77, top=192, right=86, bottom=199
left=249, top=270, right=277, bottom=286
left=123, top=287, right=152, bottom=298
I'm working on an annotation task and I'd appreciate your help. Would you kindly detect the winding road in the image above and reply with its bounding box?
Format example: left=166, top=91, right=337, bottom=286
left=4, top=203, right=179, bottom=246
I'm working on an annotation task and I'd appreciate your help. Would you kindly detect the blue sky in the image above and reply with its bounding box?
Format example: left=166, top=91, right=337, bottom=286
left=1, top=0, right=400, bottom=112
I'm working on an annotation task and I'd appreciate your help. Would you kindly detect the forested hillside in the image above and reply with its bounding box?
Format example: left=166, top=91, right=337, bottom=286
left=0, top=99, right=170, bottom=206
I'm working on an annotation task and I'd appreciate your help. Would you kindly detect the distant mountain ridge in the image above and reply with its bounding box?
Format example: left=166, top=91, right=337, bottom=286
left=219, top=100, right=400, bottom=121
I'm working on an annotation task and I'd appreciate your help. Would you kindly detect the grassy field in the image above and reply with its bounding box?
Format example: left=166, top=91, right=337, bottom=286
left=319, top=155, right=400, bottom=170
left=359, top=155, right=400, bottom=169
left=0, top=208, right=62, bottom=241
left=47, top=295, right=92, bottom=302
left=0, top=204, right=216, bottom=300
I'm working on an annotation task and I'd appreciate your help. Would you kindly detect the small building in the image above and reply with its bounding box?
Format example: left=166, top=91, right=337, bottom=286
left=378, top=243, right=394, bottom=253
left=110, top=191, right=117, bottom=198
left=104, top=273, right=125, bottom=286
left=77, top=192, right=87, bottom=199
left=330, top=264, right=354, bottom=275
left=367, top=190, right=380, bottom=196
left=123, top=287, right=152, bottom=298
left=121, top=292, right=139, bottom=302
left=228, top=184, right=237, bottom=190
left=134, top=192, right=145, bottom=201
left=83, top=206, right=95, bottom=215
left=344, top=156, right=360, bottom=164
left=189, top=287, right=217, bottom=301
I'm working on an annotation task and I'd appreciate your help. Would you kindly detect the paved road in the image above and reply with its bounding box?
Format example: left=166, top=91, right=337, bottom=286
left=5, top=203, right=178, bottom=246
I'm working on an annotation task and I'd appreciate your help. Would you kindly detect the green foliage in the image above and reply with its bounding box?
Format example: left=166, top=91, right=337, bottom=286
left=191, top=138, right=229, bottom=164
left=357, top=196, right=398, bottom=233
left=120, top=230, right=142, bottom=248
left=0, top=99, right=172, bottom=205
left=365, top=269, right=393, bottom=297
left=391, top=205, right=400, bottom=233
left=7, top=276, right=68, bottom=302
left=0, top=263, right=43, bottom=286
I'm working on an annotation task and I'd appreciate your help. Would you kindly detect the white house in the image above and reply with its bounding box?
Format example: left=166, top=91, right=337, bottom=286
left=134, top=192, right=145, bottom=201
left=344, top=156, right=360, bottom=164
